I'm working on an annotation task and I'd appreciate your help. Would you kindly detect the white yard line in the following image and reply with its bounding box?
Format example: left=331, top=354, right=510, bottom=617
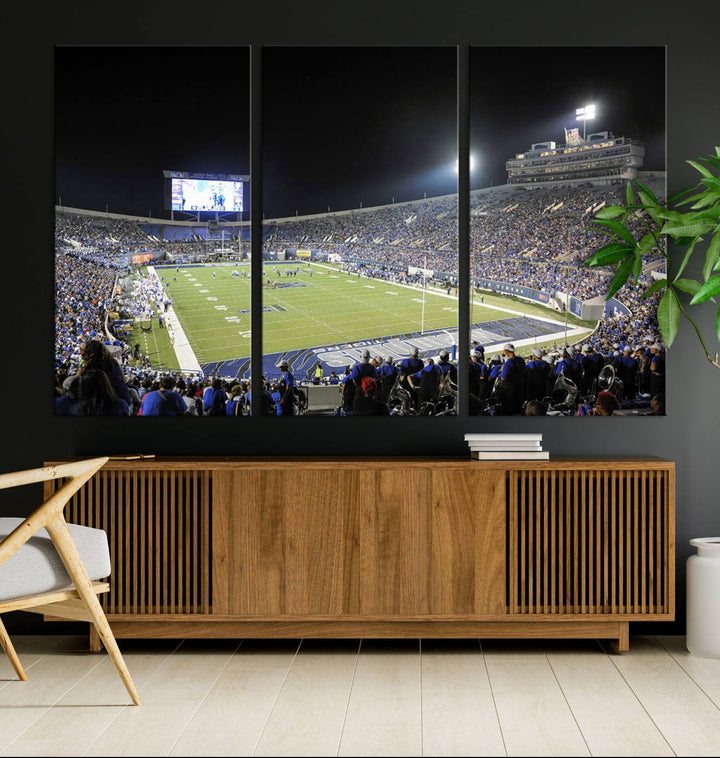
left=148, top=266, right=202, bottom=374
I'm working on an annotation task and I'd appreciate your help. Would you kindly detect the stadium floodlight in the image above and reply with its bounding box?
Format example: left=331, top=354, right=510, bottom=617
left=454, top=155, right=476, bottom=174
left=576, top=104, right=596, bottom=140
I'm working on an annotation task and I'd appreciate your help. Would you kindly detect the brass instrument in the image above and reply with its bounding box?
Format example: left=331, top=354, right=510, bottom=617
left=547, top=370, right=578, bottom=413
left=387, top=377, right=415, bottom=415
left=597, top=363, right=624, bottom=402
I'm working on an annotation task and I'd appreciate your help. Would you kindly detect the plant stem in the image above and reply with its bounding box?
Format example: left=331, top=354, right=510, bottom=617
left=676, top=296, right=720, bottom=372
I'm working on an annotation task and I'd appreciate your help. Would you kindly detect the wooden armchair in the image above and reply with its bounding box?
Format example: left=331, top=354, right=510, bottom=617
left=0, top=457, right=141, bottom=705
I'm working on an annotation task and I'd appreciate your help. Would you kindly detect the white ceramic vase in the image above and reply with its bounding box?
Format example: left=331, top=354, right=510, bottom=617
left=686, top=537, right=720, bottom=658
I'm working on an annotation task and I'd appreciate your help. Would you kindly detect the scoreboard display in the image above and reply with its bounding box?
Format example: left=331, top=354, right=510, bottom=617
left=170, top=178, right=245, bottom=212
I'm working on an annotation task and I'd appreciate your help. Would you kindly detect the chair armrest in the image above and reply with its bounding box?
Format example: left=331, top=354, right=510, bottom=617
left=0, top=457, right=108, bottom=569
left=0, top=457, right=108, bottom=491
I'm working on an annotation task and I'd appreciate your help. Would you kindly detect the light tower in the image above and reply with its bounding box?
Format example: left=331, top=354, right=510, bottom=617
left=576, top=104, right=596, bottom=141
left=454, top=155, right=476, bottom=174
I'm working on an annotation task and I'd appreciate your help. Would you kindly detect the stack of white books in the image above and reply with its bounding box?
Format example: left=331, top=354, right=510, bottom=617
left=464, top=433, right=549, bottom=460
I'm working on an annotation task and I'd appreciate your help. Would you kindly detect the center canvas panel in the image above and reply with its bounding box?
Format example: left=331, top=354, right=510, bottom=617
left=260, top=46, right=459, bottom=417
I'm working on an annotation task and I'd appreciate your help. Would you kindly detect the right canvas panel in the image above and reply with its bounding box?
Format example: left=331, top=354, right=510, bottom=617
left=469, top=46, right=666, bottom=416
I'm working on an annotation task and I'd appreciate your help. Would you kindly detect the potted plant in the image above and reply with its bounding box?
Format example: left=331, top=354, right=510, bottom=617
left=585, top=146, right=720, bottom=371
left=586, top=147, right=720, bottom=658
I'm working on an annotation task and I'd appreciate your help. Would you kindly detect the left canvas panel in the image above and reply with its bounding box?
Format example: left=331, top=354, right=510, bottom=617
left=54, top=46, right=251, bottom=416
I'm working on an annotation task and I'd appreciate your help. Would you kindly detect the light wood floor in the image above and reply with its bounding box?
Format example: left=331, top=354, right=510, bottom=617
left=1, top=634, right=719, bottom=756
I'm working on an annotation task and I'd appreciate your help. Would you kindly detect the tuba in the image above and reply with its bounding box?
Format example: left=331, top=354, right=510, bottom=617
left=597, top=363, right=624, bottom=402
left=434, top=371, right=458, bottom=415
left=548, top=370, right=578, bottom=412
left=387, top=376, right=414, bottom=415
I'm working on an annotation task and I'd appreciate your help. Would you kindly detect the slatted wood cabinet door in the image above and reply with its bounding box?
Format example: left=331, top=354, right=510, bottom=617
left=507, top=466, right=673, bottom=619
left=51, top=465, right=212, bottom=616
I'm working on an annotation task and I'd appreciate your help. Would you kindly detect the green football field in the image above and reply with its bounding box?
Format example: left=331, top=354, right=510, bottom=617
left=158, top=262, right=466, bottom=364
left=135, top=261, right=582, bottom=369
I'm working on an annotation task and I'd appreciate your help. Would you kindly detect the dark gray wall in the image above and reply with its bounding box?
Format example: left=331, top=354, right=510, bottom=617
left=3, top=1, right=718, bottom=635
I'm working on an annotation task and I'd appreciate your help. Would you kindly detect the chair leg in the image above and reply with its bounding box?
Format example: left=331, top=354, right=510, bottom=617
left=45, top=517, right=142, bottom=705
left=0, top=616, right=27, bottom=681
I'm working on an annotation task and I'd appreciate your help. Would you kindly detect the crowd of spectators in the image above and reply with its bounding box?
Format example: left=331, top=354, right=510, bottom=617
left=54, top=339, right=307, bottom=417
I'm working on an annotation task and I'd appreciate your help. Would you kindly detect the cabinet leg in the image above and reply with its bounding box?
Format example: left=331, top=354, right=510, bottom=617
left=606, top=622, right=630, bottom=654
left=618, top=622, right=630, bottom=652
left=89, top=625, right=101, bottom=652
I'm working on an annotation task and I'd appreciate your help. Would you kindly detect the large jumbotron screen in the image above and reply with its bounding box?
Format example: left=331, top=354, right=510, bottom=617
left=170, top=178, right=244, bottom=212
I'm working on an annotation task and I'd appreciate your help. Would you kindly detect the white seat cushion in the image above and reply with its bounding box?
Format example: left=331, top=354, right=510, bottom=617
left=0, top=517, right=111, bottom=602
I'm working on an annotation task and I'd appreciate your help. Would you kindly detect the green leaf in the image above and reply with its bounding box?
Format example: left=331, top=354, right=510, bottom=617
left=657, top=288, right=681, bottom=347
left=690, top=192, right=720, bottom=210
left=638, top=196, right=662, bottom=224
left=715, top=146, right=720, bottom=159
left=700, top=177, right=720, bottom=190
left=677, top=190, right=714, bottom=208
left=641, top=278, right=667, bottom=299
left=669, top=186, right=701, bottom=204
left=592, top=218, right=636, bottom=246
left=675, top=238, right=700, bottom=280
left=703, top=227, right=720, bottom=281
left=626, top=181, right=634, bottom=206
left=632, top=253, right=642, bottom=284
left=595, top=205, right=626, bottom=219
left=673, top=236, right=696, bottom=247
left=688, top=159, right=714, bottom=178
left=606, top=255, right=635, bottom=299
left=702, top=155, right=720, bottom=169
left=673, top=278, right=701, bottom=296
left=636, top=233, right=657, bottom=255
left=661, top=219, right=716, bottom=238
left=691, top=208, right=720, bottom=222
left=690, top=274, right=720, bottom=304
left=585, top=242, right=634, bottom=268
left=717, top=305, right=720, bottom=343
left=635, top=181, right=658, bottom=204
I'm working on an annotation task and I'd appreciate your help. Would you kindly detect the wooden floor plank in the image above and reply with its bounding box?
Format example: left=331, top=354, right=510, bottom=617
left=254, top=640, right=360, bottom=756
left=421, top=639, right=490, bottom=692
left=0, top=651, right=104, bottom=707
left=339, top=640, right=422, bottom=757
left=137, top=639, right=239, bottom=703
left=606, top=636, right=720, bottom=756
left=0, top=650, right=107, bottom=754
left=84, top=701, right=204, bottom=757
left=0, top=705, right=125, bottom=758
left=421, top=639, right=505, bottom=757
left=59, top=644, right=178, bottom=706
left=485, top=655, right=590, bottom=756
left=225, top=639, right=301, bottom=671
left=1, top=645, right=179, bottom=756
left=546, top=646, right=674, bottom=756
left=658, top=634, right=720, bottom=707
left=168, top=669, right=289, bottom=757
left=0, top=651, right=43, bottom=685
left=84, top=640, right=240, bottom=756
left=422, top=690, right=506, bottom=757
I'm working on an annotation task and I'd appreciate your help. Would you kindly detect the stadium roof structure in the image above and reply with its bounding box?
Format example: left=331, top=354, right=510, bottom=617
left=506, top=133, right=645, bottom=187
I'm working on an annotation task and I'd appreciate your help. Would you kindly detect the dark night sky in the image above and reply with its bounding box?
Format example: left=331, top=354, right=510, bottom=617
left=55, top=45, right=665, bottom=220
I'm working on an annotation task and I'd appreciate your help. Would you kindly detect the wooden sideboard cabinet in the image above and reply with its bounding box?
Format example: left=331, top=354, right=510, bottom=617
left=43, top=457, right=675, bottom=651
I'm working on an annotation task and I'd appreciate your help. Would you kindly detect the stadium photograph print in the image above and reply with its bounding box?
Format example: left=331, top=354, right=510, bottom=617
left=53, top=44, right=666, bottom=418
